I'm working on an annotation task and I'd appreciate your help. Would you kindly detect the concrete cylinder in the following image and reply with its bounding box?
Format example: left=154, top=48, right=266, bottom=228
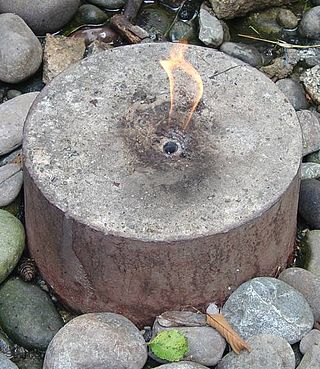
left=23, top=43, right=302, bottom=325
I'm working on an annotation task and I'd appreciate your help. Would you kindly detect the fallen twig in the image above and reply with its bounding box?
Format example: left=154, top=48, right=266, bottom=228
left=110, top=14, right=149, bottom=43
left=238, top=33, right=320, bottom=49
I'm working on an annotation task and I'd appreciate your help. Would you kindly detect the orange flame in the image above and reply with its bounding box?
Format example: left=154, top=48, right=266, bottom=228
left=160, top=43, right=203, bottom=132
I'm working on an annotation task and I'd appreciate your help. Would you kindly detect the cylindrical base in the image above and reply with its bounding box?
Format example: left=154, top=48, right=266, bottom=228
left=23, top=43, right=302, bottom=325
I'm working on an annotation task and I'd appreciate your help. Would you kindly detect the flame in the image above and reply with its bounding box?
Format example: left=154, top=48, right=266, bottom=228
left=160, top=43, right=203, bottom=131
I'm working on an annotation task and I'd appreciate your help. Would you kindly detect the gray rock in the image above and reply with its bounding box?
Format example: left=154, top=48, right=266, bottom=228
left=199, top=4, right=226, bottom=48
left=220, top=42, right=262, bottom=67
left=208, top=0, right=298, bottom=19
left=0, top=353, right=18, bottom=369
left=277, top=9, right=299, bottom=29
left=157, top=363, right=209, bottom=369
left=0, top=14, right=42, bottom=84
left=43, top=313, right=147, bottom=369
left=217, top=334, right=295, bottom=369
left=87, top=0, right=127, bottom=9
left=306, top=150, right=320, bottom=164
left=0, top=164, right=23, bottom=207
left=301, top=163, right=320, bottom=179
left=0, top=92, right=39, bottom=156
left=14, top=352, right=43, bottom=369
left=6, top=90, right=22, bottom=100
left=301, top=65, right=320, bottom=106
left=77, top=4, right=109, bottom=24
left=298, top=179, right=320, bottom=228
left=0, top=210, right=25, bottom=284
left=0, top=0, right=80, bottom=36
left=168, top=20, right=198, bottom=43
left=222, top=277, right=314, bottom=344
left=297, top=110, right=320, bottom=155
left=279, top=267, right=320, bottom=321
left=43, top=34, right=85, bottom=84
left=299, top=329, right=320, bottom=354
left=276, top=79, right=308, bottom=110
left=299, top=6, right=320, bottom=39
left=152, top=312, right=226, bottom=367
left=0, top=277, right=63, bottom=351
left=299, top=47, right=320, bottom=68
left=306, top=230, right=320, bottom=276
left=296, top=344, right=320, bottom=369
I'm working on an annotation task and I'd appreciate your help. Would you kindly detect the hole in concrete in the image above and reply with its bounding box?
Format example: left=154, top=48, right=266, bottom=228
left=163, top=141, right=179, bottom=155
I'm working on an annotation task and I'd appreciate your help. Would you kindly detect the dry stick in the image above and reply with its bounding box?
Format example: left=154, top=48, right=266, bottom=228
left=124, top=0, right=144, bottom=21
left=238, top=33, right=320, bottom=49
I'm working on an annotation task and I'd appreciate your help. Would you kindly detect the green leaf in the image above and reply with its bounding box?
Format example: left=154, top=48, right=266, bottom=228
left=148, top=329, right=188, bottom=362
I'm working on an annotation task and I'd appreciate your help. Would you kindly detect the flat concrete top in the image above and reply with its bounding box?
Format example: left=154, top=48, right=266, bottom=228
left=24, top=43, right=302, bottom=241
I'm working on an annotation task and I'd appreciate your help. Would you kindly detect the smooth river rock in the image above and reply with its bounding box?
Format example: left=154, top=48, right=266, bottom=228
left=0, top=14, right=42, bottom=84
left=0, top=92, right=39, bottom=156
left=279, top=267, right=320, bottom=321
left=299, top=329, right=320, bottom=354
left=299, top=6, right=320, bottom=39
left=222, top=277, right=314, bottom=344
left=43, top=313, right=147, bottom=369
left=0, top=278, right=63, bottom=351
left=0, top=0, right=80, bottom=35
left=296, top=345, right=320, bottom=369
left=157, top=363, right=209, bottom=369
left=208, top=0, right=299, bottom=19
left=0, top=210, right=25, bottom=284
left=216, top=334, right=295, bottom=369
left=298, top=179, right=320, bottom=228
left=220, top=42, right=262, bottom=67
left=301, top=163, right=320, bottom=180
left=0, top=353, right=18, bottom=369
left=0, top=164, right=23, bottom=207
left=199, top=4, right=226, bottom=48
left=275, top=79, right=308, bottom=110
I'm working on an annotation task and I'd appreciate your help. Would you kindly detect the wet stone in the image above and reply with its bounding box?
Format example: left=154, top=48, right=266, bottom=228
left=220, top=42, right=262, bottom=67
left=0, top=14, right=42, bottom=84
left=71, top=25, right=118, bottom=45
left=152, top=312, right=226, bottom=367
left=299, top=6, right=320, bottom=40
left=157, top=363, right=209, bottom=369
left=298, top=179, right=320, bottom=228
left=296, top=344, right=320, bottom=369
left=216, top=334, right=295, bottom=369
left=305, top=230, right=320, bottom=276
left=0, top=92, right=39, bottom=156
left=247, top=8, right=282, bottom=36
left=199, top=4, right=226, bottom=48
left=43, top=313, right=147, bottom=369
left=222, top=277, right=314, bottom=344
left=0, top=353, right=18, bottom=369
left=0, top=277, right=63, bottom=351
left=0, top=0, right=80, bottom=35
left=0, top=164, right=23, bottom=207
left=276, top=79, right=308, bottom=111
left=43, top=34, right=85, bottom=84
left=297, top=110, right=320, bottom=155
left=301, top=163, right=320, bottom=180
left=0, top=210, right=25, bottom=284
left=261, top=49, right=299, bottom=79
left=87, top=0, right=127, bottom=9
left=168, top=20, right=198, bottom=43
left=276, top=9, right=298, bottom=29
left=301, top=65, right=320, bottom=106
left=77, top=4, right=109, bottom=24
left=279, top=267, right=320, bottom=322
left=300, top=329, right=320, bottom=354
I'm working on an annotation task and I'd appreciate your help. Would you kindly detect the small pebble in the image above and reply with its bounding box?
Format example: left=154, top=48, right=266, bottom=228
left=299, top=329, right=320, bottom=354
left=297, top=110, right=320, bottom=155
left=301, top=65, right=320, bottom=105
left=0, top=164, right=23, bottom=207
left=77, top=4, right=109, bottom=24
left=277, top=9, right=299, bottom=29
left=296, top=344, right=320, bottom=369
left=301, top=163, right=320, bottom=179
left=299, top=6, right=320, bottom=39
left=199, top=4, right=226, bottom=48
left=275, top=79, right=308, bottom=110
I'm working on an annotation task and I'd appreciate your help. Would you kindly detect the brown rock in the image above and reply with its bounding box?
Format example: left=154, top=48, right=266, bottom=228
left=209, top=0, right=298, bottom=19
left=43, top=34, right=85, bottom=84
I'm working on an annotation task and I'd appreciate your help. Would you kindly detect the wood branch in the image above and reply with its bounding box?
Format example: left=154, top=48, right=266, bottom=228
left=110, top=14, right=149, bottom=44
left=124, top=0, right=144, bottom=22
